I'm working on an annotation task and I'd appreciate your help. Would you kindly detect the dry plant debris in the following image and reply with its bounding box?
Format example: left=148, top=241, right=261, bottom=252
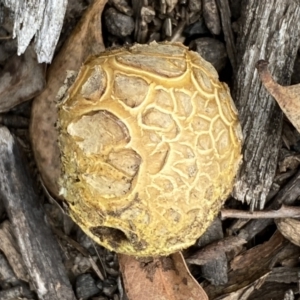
left=2, top=0, right=68, bottom=63
left=119, top=252, right=208, bottom=300
left=30, top=0, right=107, bottom=198
left=0, top=127, right=76, bottom=299
left=231, top=1, right=300, bottom=209
left=276, top=218, right=300, bottom=248
left=256, top=60, right=300, bottom=134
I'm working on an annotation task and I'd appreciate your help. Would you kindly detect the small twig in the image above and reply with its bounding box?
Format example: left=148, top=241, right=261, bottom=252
left=49, top=226, right=106, bottom=281
left=169, top=20, right=186, bottom=42
left=0, top=35, right=12, bottom=40
left=221, top=205, right=300, bottom=220
left=50, top=226, right=90, bottom=257
left=92, top=242, right=107, bottom=280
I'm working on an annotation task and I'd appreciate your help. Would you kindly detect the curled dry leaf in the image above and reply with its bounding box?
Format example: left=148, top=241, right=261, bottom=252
left=0, top=45, right=45, bottom=113
left=256, top=60, right=300, bottom=133
left=275, top=218, right=300, bottom=247
left=30, top=0, right=107, bottom=197
left=118, top=252, right=208, bottom=300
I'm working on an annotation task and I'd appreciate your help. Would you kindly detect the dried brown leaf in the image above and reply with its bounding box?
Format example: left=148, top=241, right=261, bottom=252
left=276, top=218, right=300, bottom=247
left=119, top=252, right=208, bottom=300
left=256, top=60, right=300, bottom=133
left=30, top=0, right=107, bottom=197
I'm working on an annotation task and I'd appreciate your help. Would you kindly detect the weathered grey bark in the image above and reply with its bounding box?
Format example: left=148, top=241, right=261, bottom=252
left=232, top=0, right=300, bottom=210
left=2, top=0, right=67, bottom=63
left=0, top=221, right=28, bottom=283
left=0, top=127, right=76, bottom=300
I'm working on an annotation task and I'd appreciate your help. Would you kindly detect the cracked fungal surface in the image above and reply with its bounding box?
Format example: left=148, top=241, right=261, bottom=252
left=58, top=42, right=243, bottom=256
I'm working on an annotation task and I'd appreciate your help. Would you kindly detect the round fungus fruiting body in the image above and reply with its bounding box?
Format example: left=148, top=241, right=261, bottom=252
left=58, top=42, right=243, bottom=257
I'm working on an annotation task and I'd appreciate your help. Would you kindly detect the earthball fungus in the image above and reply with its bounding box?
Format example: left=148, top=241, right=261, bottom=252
left=58, top=42, right=243, bottom=256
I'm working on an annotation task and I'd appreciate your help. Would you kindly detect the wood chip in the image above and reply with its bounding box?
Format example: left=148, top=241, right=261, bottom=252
left=276, top=218, right=300, bottom=248
left=232, top=1, right=300, bottom=209
left=0, top=126, right=76, bottom=300
left=3, top=0, right=67, bottom=63
left=0, top=221, right=28, bottom=282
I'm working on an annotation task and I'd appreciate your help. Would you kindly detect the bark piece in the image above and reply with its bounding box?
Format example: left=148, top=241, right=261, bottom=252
left=2, top=0, right=67, bottom=63
left=230, top=231, right=285, bottom=271
left=232, top=0, right=300, bottom=209
left=196, top=218, right=228, bottom=285
left=0, top=221, right=28, bottom=283
left=216, top=0, right=236, bottom=69
left=266, top=267, right=300, bottom=284
left=119, top=252, right=208, bottom=300
left=131, top=0, right=146, bottom=43
left=279, top=154, right=300, bottom=173
left=0, top=45, right=45, bottom=112
left=273, top=243, right=300, bottom=269
left=204, top=231, right=286, bottom=299
left=216, top=273, right=268, bottom=300
left=248, top=282, right=296, bottom=300
left=0, top=252, right=19, bottom=286
left=202, top=0, right=221, bottom=35
left=276, top=218, right=300, bottom=248
left=0, top=126, right=75, bottom=300
left=0, top=285, right=32, bottom=300
left=30, top=0, right=107, bottom=197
